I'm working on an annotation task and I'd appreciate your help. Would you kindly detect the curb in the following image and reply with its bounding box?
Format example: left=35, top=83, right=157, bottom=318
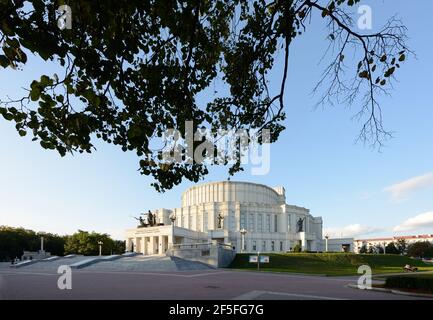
left=228, top=269, right=328, bottom=277
left=347, top=283, right=433, bottom=298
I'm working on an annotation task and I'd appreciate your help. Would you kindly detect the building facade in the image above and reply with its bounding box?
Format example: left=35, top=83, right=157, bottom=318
left=325, top=237, right=354, bottom=253
left=353, top=234, right=433, bottom=253
left=126, top=181, right=324, bottom=255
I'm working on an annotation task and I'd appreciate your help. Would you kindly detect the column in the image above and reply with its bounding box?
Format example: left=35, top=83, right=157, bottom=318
left=153, top=236, right=158, bottom=255
left=158, top=235, right=163, bottom=255
left=135, top=237, right=141, bottom=253
left=149, top=236, right=154, bottom=255
left=126, top=238, right=132, bottom=252
left=142, top=237, right=147, bottom=255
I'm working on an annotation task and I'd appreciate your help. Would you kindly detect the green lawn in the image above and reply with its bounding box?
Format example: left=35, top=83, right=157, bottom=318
left=228, top=253, right=433, bottom=276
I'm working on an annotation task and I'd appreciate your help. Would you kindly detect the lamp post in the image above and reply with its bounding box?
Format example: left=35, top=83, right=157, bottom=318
left=98, top=241, right=103, bottom=256
left=383, top=242, right=386, bottom=254
left=325, top=235, right=329, bottom=252
left=169, top=213, right=176, bottom=225
left=257, top=251, right=260, bottom=271
left=40, top=236, right=44, bottom=252
left=240, top=228, right=247, bottom=253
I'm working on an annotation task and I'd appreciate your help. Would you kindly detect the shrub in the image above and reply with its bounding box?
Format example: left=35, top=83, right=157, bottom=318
left=293, top=244, right=302, bottom=252
left=385, top=276, right=433, bottom=293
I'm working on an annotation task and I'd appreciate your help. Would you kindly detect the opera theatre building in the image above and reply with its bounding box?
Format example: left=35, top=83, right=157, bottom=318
left=126, top=181, right=324, bottom=255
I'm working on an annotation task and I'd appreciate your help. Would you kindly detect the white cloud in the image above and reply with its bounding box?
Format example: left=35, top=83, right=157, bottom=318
left=324, top=224, right=382, bottom=238
left=383, top=171, right=433, bottom=202
left=393, top=211, right=433, bottom=232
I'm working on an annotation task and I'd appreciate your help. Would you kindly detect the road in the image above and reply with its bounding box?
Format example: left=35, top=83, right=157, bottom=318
left=0, top=268, right=430, bottom=300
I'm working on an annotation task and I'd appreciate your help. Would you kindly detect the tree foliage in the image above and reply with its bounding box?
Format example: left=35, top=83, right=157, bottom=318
left=64, top=230, right=124, bottom=255
left=358, top=244, right=367, bottom=254
left=0, top=225, right=67, bottom=261
left=395, top=238, right=407, bottom=254
left=0, top=226, right=124, bottom=260
left=0, top=0, right=411, bottom=191
left=407, top=241, right=433, bottom=259
left=385, top=242, right=400, bottom=255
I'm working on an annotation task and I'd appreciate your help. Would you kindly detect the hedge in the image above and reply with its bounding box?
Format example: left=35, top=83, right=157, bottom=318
left=385, top=276, right=433, bottom=293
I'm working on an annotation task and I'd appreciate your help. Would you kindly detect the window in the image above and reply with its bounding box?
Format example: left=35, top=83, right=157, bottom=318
left=203, top=212, right=208, bottom=232
left=257, top=214, right=263, bottom=232
left=262, top=241, right=266, bottom=252
left=240, top=212, right=246, bottom=229
left=274, top=215, right=278, bottom=232
left=280, top=241, right=283, bottom=251
left=248, top=213, right=255, bottom=232
left=196, top=214, right=203, bottom=231
left=266, top=214, right=271, bottom=232
left=271, top=241, right=275, bottom=251
left=252, top=241, right=257, bottom=251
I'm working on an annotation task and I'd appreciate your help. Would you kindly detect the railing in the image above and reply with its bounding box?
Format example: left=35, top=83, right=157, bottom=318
left=167, top=241, right=236, bottom=268
left=170, top=242, right=212, bottom=250
left=170, top=242, right=234, bottom=251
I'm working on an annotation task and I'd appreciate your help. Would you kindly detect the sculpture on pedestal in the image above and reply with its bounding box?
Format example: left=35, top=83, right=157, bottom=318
left=133, top=215, right=146, bottom=228
left=217, top=213, right=224, bottom=229
left=147, top=210, right=157, bottom=226
left=132, top=210, right=158, bottom=228
left=297, top=217, right=305, bottom=233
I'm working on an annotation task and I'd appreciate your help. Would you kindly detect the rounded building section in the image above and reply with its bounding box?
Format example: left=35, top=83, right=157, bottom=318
left=181, top=181, right=284, bottom=207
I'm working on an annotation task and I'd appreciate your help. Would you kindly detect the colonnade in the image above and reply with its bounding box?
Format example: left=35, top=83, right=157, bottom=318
left=126, top=235, right=170, bottom=255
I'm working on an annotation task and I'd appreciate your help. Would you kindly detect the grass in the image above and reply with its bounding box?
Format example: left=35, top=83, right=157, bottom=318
left=228, top=253, right=433, bottom=276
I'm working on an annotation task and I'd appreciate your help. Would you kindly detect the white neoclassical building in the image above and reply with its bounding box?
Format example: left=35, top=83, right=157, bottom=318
left=126, top=181, right=323, bottom=255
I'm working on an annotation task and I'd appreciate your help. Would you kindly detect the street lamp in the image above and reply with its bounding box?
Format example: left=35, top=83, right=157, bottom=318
left=98, top=241, right=103, bottom=256
left=383, top=241, right=386, bottom=254
left=169, top=213, right=176, bottom=225
left=325, top=235, right=329, bottom=252
left=240, top=228, right=247, bottom=253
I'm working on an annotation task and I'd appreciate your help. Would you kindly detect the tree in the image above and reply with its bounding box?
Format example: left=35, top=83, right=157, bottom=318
left=395, top=238, right=407, bottom=254
left=374, top=245, right=384, bottom=254
left=113, top=240, right=126, bottom=254
left=407, top=241, right=433, bottom=259
left=385, top=242, right=400, bottom=255
left=0, top=0, right=411, bottom=191
left=64, top=230, right=122, bottom=255
left=0, top=226, right=67, bottom=261
left=359, top=244, right=367, bottom=254
left=367, top=244, right=383, bottom=254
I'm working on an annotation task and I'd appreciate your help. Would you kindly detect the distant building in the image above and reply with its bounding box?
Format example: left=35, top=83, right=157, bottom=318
left=325, top=237, right=354, bottom=252
left=354, top=234, right=433, bottom=253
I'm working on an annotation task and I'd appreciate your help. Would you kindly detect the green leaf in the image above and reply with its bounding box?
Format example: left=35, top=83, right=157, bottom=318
left=30, top=88, right=41, bottom=101
left=384, top=67, right=395, bottom=78
left=2, top=113, right=14, bottom=121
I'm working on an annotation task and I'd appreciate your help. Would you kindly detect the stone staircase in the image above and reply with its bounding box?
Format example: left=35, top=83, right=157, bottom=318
left=7, top=254, right=213, bottom=272
left=170, top=256, right=215, bottom=270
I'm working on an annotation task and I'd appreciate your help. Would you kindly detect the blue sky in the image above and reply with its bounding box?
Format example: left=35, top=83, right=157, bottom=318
left=1, top=0, right=432, bottom=240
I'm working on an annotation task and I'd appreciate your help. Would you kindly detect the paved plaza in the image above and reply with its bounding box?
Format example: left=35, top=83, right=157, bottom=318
left=0, top=259, right=430, bottom=300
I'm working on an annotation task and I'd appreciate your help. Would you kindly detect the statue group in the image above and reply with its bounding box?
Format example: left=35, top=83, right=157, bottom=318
left=134, top=210, right=157, bottom=228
